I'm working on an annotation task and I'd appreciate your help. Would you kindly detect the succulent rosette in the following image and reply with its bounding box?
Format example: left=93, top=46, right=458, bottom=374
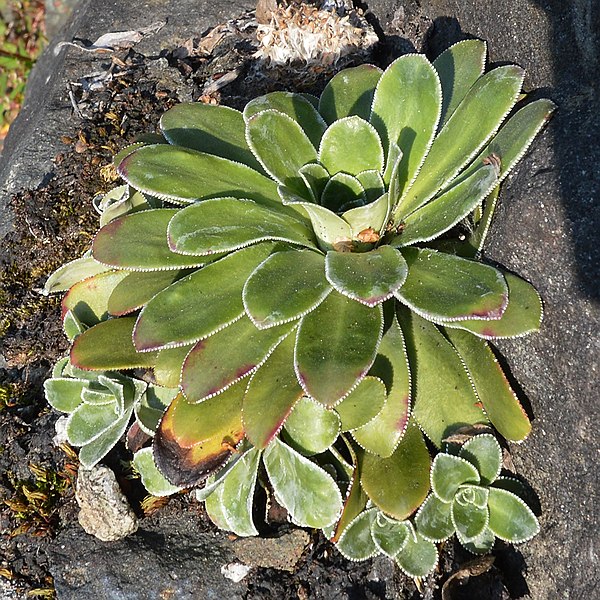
left=44, top=40, right=551, bottom=556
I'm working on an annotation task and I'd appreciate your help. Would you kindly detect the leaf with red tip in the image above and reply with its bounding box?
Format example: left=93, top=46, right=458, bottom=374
left=133, top=243, right=276, bottom=351
left=118, top=145, right=280, bottom=206
left=93, top=209, right=212, bottom=271
left=351, top=315, right=411, bottom=456
left=181, top=318, right=295, bottom=403
left=325, top=246, right=408, bottom=307
left=396, top=247, right=508, bottom=322
left=108, top=270, right=185, bottom=316
left=295, top=291, right=383, bottom=407
left=153, top=385, right=245, bottom=487
left=243, top=332, right=303, bottom=448
left=62, top=271, right=129, bottom=327
left=440, top=272, right=543, bottom=339
left=71, top=317, right=158, bottom=371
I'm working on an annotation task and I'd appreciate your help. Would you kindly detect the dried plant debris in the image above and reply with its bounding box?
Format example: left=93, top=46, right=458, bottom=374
left=55, top=21, right=165, bottom=54
left=255, top=1, right=378, bottom=67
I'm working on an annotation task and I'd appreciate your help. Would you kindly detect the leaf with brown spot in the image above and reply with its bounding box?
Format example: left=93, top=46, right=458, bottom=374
left=153, top=385, right=244, bottom=487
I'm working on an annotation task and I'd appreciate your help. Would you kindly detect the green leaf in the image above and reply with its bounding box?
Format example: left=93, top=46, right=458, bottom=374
left=457, top=526, right=496, bottom=555
left=444, top=328, right=532, bottom=441
left=243, top=91, right=327, bottom=149
left=356, top=170, right=386, bottom=204
left=452, top=488, right=489, bottom=541
left=133, top=243, right=276, bottom=351
left=181, top=318, right=294, bottom=402
left=440, top=272, right=542, bottom=339
left=153, top=344, right=193, bottom=388
left=153, top=386, right=245, bottom=487
left=454, top=99, right=556, bottom=191
left=204, top=484, right=228, bottom=530
left=318, top=64, right=382, bottom=123
left=325, top=246, right=408, bottom=307
left=283, top=397, right=340, bottom=455
left=433, top=39, right=487, bottom=125
left=320, top=172, right=366, bottom=213
left=341, top=192, right=390, bottom=240
left=328, top=457, right=368, bottom=542
left=487, top=487, right=539, bottom=543
left=336, top=508, right=379, bottom=561
left=395, top=528, right=439, bottom=578
left=243, top=249, right=331, bottom=329
left=71, top=318, right=159, bottom=371
left=263, top=437, right=343, bottom=528
left=66, top=401, right=121, bottom=447
left=318, top=116, right=384, bottom=176
left=335, top=376, right=386, bottom=431
left=459, top=434, right=503, bottom=485
left=108, top=270, right=184, bottom=316
left=361, top=423, right=430, bottom=520
left=352, top=315, right=410, bottom=457
left=243, top=332, right=303, bottom=448
left=44, top=256, right=109, bottom=294
left=295, top=291, right=383, bottom=407
left=44, top=378, right=86, bottom=413
left=246, top=109, right=316, bottom=195
left=299, top=163, right=330, bottom=202
left=133, top=447, right=183, bottom=496
left=396, top=65, right=524, bottom=218
left=93, top=209, right=210, bottom=271
left=399, top=309, right=487, bottom=447
left=169, top=197, right=315, bottom=256
left=414, top=493, right=455, bottom=542
left=134, top=385, right=175, bottom=435
left=396, top=247, right=508, bottom=322
left=371, top=54, right=442, bottom=198
left=393, top=164, right=497, bottom=246
left=78, top=409, right=134, bottom=469
left=160, top=103, right=262, bottom=171
left=217, top=447, right=262, bottom=536
left=430, top=454, right=480, bottom=502
left=370, top=513, right=410, bottom=558
left=118, top=144, right=280, bottom=206
left=62, top=271, right=130, bottom=328
left=280, top=191, right=353, bottom=251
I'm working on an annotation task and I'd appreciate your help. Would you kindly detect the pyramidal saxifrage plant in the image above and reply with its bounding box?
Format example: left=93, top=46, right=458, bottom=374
left=44, top=40, right=552, bottom=575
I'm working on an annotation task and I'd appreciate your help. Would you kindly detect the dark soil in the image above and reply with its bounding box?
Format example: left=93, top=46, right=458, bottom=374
left=0, top=7, right=540, bottom=599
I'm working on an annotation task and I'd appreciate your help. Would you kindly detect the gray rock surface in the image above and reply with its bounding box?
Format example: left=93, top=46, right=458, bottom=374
left=50, top=515, right=246, bottom=600
left=1, top=0, right=598, bottom=599
left=75, top=465, right=138, bottom=541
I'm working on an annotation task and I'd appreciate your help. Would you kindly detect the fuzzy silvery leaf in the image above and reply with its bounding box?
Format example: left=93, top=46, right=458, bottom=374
left=431, top=454, right=480, bottom=503
left=263, top=437, right=343, bottom=529
left=458, top=434, right=503, bottom=486
left=336, top=508, right=379, bottom=561
left=44, top=255, right=109, bottom=295
left=370, top=513, right=410, bottom=558
left=321, top=172, right=366, bottom=213
left=487, top=487, right=540, bottom=543
left=44, top=378, right=86, bottom=413
left=395, top=526, right=439, bottom=578
left=414, top=493, right=455, bottom=542
left=451, top=486, right=490, bottom=541
left=133, top=447, right=183, bottom=497
left=283, top=396, right=340, bottom=455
